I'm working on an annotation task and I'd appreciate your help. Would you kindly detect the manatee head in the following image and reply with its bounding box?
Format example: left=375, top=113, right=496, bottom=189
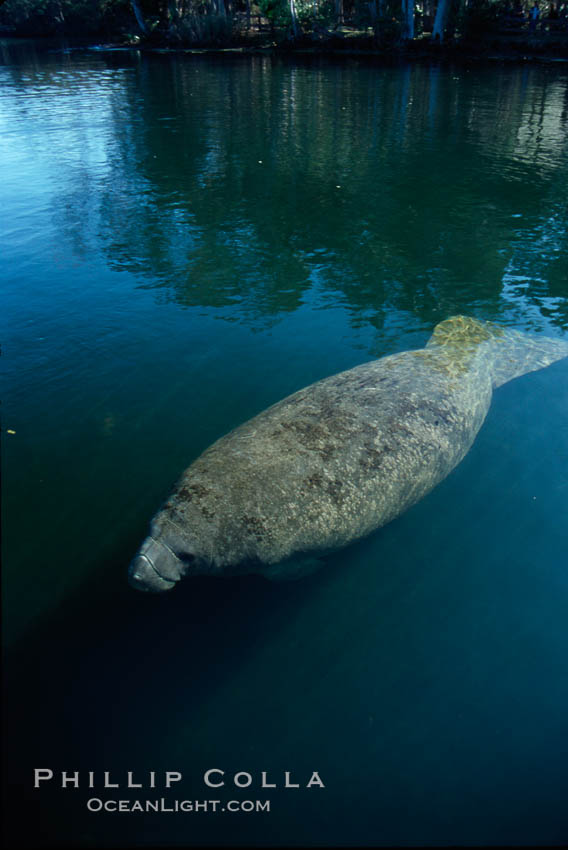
left=128, top=517, right=208, bottom=592
left=129, top=465, right=268, bottom=591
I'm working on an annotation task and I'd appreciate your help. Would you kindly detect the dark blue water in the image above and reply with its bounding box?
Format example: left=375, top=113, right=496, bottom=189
left=2, top=40, right=568, bottom=847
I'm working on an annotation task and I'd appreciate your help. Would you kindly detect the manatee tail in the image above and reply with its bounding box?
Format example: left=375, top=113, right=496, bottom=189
left=427, top=315, right=568, bottom=388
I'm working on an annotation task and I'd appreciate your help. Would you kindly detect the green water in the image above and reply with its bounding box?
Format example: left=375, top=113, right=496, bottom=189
left=2, top=40, right=568, bottom=847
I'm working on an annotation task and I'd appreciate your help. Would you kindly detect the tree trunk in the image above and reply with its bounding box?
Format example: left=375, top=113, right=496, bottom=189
left=290, top=0, right=299, bottom=36
left=167, top=0, right=181, bottom=27
left=131, top=0, right=148, bottom=34
left=335, top=0, right=344, bottom=25
left=432, top=0, right=450, bottom=41
left=54, top=1, right=65, bottom=26
left=401, top=0, right=414, bottom=39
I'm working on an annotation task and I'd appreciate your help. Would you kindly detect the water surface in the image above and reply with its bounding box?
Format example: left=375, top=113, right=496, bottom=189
left=2, top=41, right=568, bottom=847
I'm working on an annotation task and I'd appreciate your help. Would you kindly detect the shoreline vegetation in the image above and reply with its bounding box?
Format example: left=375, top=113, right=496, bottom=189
left=1, top=1, right=567, bottom=60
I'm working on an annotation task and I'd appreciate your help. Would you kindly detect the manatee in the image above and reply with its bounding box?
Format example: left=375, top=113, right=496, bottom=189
left=129, top=316, right=568, bottom=592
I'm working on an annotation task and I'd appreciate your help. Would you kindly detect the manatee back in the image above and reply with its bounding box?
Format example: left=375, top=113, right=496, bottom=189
left=165, top=348, right=493, bottom=571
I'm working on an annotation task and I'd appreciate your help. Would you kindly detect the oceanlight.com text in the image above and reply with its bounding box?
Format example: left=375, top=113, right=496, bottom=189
left=86, top=798, right=271, bottom=813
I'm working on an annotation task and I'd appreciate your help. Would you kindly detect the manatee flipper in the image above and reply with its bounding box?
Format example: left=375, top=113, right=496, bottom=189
left=263, top=556, right=326, bottom=582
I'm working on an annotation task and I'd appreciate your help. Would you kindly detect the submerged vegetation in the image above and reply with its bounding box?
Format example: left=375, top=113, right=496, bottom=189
left=1, top=0, right=567, bottom=52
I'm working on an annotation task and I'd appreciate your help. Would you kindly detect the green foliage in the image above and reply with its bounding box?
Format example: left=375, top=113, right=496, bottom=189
left=349, top=0, right=373, bottom=27
left=314, top=0, right=336, bottom=26
left=0, top=0, right=132, bottom=35
left=374, top=13, right=403, bottom=44
left=0, top=0, right=528, bottom=44
left=0, top=0, right=231, bottom=40
left=257, top=0, right=289, bottom=28
left=460, top=0, right=506, bottom=39
left=257, top=0, right=336, bottom=34
left=294, top=0, right=325, bottom=27
left=169, top=10, right=234, bottom=43
left=349, top=0, right=404, bottom=45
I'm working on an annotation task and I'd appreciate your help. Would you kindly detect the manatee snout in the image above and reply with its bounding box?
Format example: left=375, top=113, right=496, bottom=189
left=128, top=535, right=189, bottom=592
left=128, top=553, right=176, bottom=592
